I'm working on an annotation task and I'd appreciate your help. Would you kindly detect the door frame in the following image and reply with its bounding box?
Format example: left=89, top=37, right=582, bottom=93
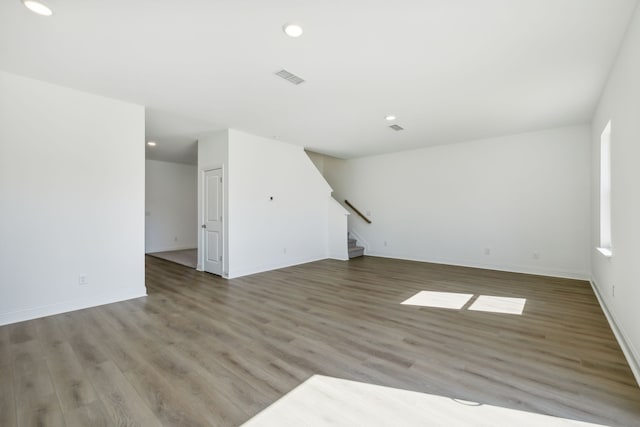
left=200, top=165, right=225, bottom=276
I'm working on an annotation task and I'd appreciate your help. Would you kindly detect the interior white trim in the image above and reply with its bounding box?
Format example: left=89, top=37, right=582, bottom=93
left=227, top=256, right=328, bottom=280
left=145, top=244, right=197, bottom=254
left=198, top=162, right=226, bottom=277
left=0, top=290, right=147, bottom=326
left=590, top=279, right=640, bottom=387
left=365, top=253, right=590, bottom=281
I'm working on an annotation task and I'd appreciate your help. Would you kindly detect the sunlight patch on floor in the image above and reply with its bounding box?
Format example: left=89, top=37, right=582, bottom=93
left=242, top=375, right=609, bottom=427
left=401, top=291, right=526, bottom=315
left=401, top=291, right=474, bottom=309
left=468, top=295, right=526, bottom=315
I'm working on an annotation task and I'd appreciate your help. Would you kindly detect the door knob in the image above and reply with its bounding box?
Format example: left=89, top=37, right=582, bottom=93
left=201, top=224, right=206, bottom=229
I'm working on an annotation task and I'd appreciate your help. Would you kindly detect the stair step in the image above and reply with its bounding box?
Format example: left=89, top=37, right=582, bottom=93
left=348, top=246, right=364, bottom=259
left=348, top=238, right=357, bottom=248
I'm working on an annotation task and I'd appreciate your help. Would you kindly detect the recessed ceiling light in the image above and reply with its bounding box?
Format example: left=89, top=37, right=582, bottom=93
left=22, top=0, right=53, bottom=16
left=385, top=115, right=396, bottom=121
left=283, top=23, right=303, bottom=38
left=147, top=141, right=157, bottom=147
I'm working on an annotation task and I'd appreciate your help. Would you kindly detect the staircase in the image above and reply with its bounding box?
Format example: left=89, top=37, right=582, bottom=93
left=348, top=237, right=365, bottom=259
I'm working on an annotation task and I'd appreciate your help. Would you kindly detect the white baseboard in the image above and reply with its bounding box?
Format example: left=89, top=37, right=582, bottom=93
left=365, top=252, right=589, bottom=281
left=0, top=289, right=147, bottom=326
left=145, top=244, right=197, bottom=253
left=227, top=255, right=328, bottom=279
left=590, top=279, right=640, bottom=387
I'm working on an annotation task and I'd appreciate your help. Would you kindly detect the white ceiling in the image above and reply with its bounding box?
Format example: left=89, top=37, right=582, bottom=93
left=1, top=0, right=637, bottom=162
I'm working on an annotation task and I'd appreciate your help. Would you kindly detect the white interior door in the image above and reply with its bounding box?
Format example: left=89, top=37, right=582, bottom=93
left=203, top=169, right=223, bottom=275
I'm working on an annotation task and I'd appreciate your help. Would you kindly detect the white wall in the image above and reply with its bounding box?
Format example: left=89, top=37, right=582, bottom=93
left=197, top=130, right=345, bottom=278
left=591, top=3, right=640, bottom=383
left=197, top=130, right=229, bottom=273
left=0, top=71, right=146, bottom=325
left=324, top=125, right=591, bottom=279
left=328, top=198, right=350, bottom=261
left=145, top=160, right=197, bottom=253
left=227, top=130, right=333, bottom=278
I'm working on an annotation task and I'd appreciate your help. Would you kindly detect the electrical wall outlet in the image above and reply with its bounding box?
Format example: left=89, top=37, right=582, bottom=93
left=78, top=275, right=88, bottom=285
left=484, top=248, right=491, bottom=255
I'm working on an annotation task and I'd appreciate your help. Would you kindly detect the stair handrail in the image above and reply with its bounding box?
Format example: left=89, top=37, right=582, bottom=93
left=344, top=200, right=372, bottom=224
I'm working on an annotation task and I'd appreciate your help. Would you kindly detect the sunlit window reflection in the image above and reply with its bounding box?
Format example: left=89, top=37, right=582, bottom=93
left=468, top=295, right=526, bottom=315
left=242, top=375, right=608, bottom=426
left=401, top=291, right=473, bottom=309
left=401, top=292, right=526, bottom=315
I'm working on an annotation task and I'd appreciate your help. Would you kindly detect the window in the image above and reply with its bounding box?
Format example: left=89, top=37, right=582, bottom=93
left=599, top=121, right=612, bottom=256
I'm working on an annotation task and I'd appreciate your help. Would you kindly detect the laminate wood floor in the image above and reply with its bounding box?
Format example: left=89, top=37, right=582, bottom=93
left=2, top=256, right=640, bottom=426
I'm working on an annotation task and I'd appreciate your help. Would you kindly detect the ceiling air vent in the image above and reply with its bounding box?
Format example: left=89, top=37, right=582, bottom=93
left=275, top=69, right=305, bottom=85
left=389, top=124, right=404, bottom=131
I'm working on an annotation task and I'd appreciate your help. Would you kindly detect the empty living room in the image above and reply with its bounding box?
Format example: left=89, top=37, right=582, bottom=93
left=2, top=0, right=640, bottom=426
